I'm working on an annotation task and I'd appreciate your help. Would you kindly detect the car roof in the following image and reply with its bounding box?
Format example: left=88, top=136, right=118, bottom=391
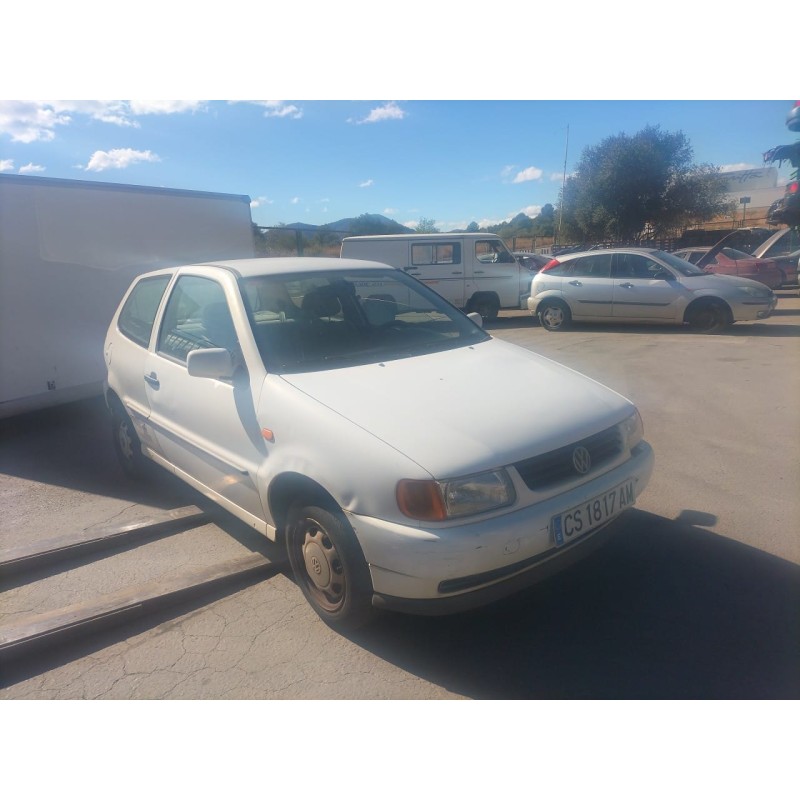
left=555, top=247, right=662, bottom=259
left=140, top=257, right=396, bottom=280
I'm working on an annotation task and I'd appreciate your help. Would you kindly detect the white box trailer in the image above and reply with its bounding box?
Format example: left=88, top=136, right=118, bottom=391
left=0, top=174, right=256, bottom=418
left=340, top=232, right=532, bottom=320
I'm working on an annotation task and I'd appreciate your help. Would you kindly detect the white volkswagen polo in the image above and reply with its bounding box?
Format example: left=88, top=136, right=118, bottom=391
left=105, top=258, right=654, bottom=630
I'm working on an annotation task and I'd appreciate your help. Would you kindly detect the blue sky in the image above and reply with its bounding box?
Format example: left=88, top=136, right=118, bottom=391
left=2, top=100, right=794, bottom=232
left=3, top=5, right=796, bottom=234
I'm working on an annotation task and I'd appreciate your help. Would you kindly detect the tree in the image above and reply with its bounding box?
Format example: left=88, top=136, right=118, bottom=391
left=557, top=125, right=732, bottom=242
left=415, top=217, right=440, bottom=233
left=466, top=221, right=480, bottom=232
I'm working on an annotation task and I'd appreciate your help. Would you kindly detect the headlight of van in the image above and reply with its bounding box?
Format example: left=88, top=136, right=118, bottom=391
left=619, top=409, right=644, bottom=451
left=397, top=469, right=516, bottom=521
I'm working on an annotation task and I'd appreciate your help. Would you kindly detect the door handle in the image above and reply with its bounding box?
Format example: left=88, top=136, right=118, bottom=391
left=143, top=372, right=160, bottom=389
left=568, top=280, right=583, bottom=286
left=620, top=282, right=635, bottom=289
left=403, top=267, right=419, bottom=272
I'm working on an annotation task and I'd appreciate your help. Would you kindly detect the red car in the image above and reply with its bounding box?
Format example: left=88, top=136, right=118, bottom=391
left=672, top=246, right=784, bottom=289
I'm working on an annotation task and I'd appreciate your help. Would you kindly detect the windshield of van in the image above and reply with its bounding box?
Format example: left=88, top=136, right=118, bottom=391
left=240, top=269, right=490, bottom=373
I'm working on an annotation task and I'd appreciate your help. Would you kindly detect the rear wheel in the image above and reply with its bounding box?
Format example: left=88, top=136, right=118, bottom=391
left=468, top=294, right=500, bottom=322
left=687, top=301, right=729, bottom=333
left=286, top=502, right=376, bottom=631
left=110, top=400, right=148, bottom=479
left=538, top=300, right=571, bottom=331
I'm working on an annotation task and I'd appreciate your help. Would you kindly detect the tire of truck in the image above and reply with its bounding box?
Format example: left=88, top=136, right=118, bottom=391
left=467, top=293, right=500, bottom=322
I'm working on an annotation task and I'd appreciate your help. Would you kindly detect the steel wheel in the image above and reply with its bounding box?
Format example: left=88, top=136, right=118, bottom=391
left=286, top=503, right=376, bottom=630
left=538, top=301, right=570, bottom=331
left=111, top=401, right=148, bottom=479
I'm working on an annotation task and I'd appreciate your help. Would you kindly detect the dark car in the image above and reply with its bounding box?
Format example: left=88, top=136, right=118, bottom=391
left=672, top=246, right=784, bottom=289
left=513, top=251, right=552, bottom=272
left=751, top=228, right=800, bottom=286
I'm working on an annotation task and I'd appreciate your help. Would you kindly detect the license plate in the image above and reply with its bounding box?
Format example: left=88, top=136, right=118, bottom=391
left=551, top=479, right=635, bottom=547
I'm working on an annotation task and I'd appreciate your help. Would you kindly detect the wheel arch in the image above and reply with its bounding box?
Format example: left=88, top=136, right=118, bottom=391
left=683, top=295, right=733, bottom=325
left=268, top=472, right=340, bottom=541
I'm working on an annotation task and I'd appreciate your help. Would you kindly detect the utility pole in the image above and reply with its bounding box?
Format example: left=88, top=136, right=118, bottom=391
left=556, top=124, right=569, bottom=246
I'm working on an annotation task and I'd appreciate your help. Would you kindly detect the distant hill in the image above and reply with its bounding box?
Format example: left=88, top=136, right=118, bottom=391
left=278, top=214, right=414, bottom=236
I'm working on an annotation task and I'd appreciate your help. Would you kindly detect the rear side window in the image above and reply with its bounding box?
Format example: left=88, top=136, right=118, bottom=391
left=570, top=254, right=612, bottom=278
left=411, top=242, right=461, bottom=266
left=118, top=275, right=171, bottom=348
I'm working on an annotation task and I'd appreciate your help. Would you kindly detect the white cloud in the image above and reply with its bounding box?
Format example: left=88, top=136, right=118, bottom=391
left=402, top=220, right=418, bottom=228
left=354, top=102, right=405, bottom=124
left=290, top=197, right=300, bottom=204
left=0, top=100, right=71, bottom=142
left=520, top=205, right=542, bottom=217
left=383, top=207, right=397, bottom=214
left=359, top=179, right=374, bottom=188
left=0, top=159, right=14, bottom=172
left=84, top=148, right=160, bottom=172
left=0, top=101, right=205, bottom=143
left=250, top=196, right=273, bottom=208
left=19, top=162, right=45, bottom=174
left=250, top=101, right=303, bottom=119
left=720, top=162, right=757, bottom=172
left=512, top=166, right=543, bottom=184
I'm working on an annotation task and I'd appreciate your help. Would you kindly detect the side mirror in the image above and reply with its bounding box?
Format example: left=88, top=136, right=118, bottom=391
left=187, top=348, right=234, bottom=380
left=467, top=312, right=484, bottom=328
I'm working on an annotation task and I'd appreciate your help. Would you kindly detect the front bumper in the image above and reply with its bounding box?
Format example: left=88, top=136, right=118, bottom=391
left=347, top=440, right=654, bottom=613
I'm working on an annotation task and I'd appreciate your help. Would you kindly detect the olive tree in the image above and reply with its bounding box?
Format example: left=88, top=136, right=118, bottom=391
left=558, top=125, right=732, bottom=241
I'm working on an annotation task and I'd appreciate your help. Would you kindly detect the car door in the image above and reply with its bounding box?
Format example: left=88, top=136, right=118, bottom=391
left=405, top=240, right=465, bottom=307
left=611, top=253, right=680, bottom=320
left=561, top=253, right=614, bottom=318
left=145, top=273, right=268, bottom=522
left=470, top=239, right=522, bottom=307
left=108, top=273, right=173, bottom=454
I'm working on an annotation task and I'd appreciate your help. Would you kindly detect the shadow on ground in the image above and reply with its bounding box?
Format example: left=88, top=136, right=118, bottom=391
left=0, top=396, right=196, bottom=508
left=350, top=510, right=800, bottom=699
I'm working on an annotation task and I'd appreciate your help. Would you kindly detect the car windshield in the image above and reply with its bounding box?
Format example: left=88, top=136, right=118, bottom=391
left=240, top=269, right=490, bottom=373
left=654, top=250, right=708, bottom=276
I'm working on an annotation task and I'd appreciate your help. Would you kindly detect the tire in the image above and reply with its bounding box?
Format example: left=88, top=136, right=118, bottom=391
left=687, top=301, right=729, bottom=334
left=538, top=300, right=571, bottom=331
left=110, top=401, right=149, bottom=479
left=469, top=294, right=500, bottom=322
left=286, top=502, right=377, bottom=631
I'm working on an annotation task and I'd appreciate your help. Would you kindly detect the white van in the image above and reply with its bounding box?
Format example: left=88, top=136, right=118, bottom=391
left=340, top=233, right=531, bottom=320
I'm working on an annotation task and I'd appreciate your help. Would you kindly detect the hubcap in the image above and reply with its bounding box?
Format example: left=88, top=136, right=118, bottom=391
left=543, top=306, right=563, bottom=327
left=298, top=522, right=345, bottom=610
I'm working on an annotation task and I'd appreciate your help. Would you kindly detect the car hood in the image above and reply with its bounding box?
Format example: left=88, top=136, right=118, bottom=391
left=682, top=272, right=774, bottom=291
left=278, top=338, right=634, bottom=478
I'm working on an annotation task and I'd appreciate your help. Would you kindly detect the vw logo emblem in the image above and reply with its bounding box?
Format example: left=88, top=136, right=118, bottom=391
left=311, top=556, right=322, bottom=575
left=572, top=445, right=592, bottom=474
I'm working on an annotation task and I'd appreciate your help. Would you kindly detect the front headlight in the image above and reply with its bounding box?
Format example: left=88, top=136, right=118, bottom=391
left=397, top=469, right=516, bottom=521
left=619, top=409, right=644, bottom=452
left=737, top=285, right=772, bottom=298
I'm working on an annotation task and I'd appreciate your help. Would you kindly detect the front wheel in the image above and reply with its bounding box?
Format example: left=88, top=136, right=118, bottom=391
left=286, top=503, right=377, bottom=631
left=538, top=300, right=571, bottom=331
left=687, top=302, right=729, bottom=333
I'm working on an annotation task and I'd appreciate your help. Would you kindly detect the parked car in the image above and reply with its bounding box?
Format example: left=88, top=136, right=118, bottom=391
left=105, top=257, right=654, bottom=630
left=672, top=246, right=784, bottom=289
left=513, top=251, right=552, bottom=273
left=751, top=227, right=800, bottom=285
left=528, top=248, right=777, bottom=333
